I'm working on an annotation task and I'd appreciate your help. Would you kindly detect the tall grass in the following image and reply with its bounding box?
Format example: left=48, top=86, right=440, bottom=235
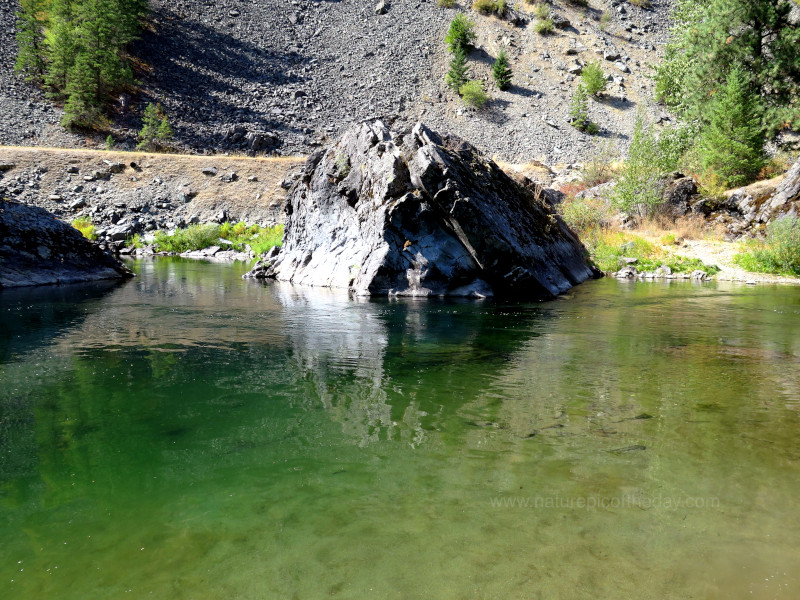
left=132, top=222, right=284, bottom=257
left=734, top=217, right=800, bottom=276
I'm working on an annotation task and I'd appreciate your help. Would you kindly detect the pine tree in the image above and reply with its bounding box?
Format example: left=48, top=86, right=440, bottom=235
left=445, top=46, right=469, bottom=93
left=568, top=84, right=590, bottom=131
left=492, top=51, right=513, bottom=91
left=157, top=111, right=173, bottom=144
left=15, top=0, right=48, bottom=83
left=656, top=0, right=800, bottom=131
left=445, top=14, right=476, bottom=54
left=697, top=67, right=766, bottom=188
left=44, top=0, right=77, bottom=95
left=138, top=103, right=172, bottom=151
left=62, top=51, right=104, bottom=128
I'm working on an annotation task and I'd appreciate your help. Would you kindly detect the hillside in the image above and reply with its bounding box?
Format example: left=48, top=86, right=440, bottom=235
left=0, top=0, right=673, bottom=163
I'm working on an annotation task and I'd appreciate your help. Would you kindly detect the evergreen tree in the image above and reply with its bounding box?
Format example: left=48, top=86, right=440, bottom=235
left=697, top=67, right=766, bottom=188
left=138, top=103, right=172, bottom=151
left=656, top=0, right=800, bottom=130
left=492, top=51, right=512, bottom=91
left=62, top=51, right=104, bottom=128
left=44, top=0, right=77, bottom=95
left=445, top=14, right=476, bottom=54
left=445, top=47, right=469, bottom=93
left=21, top=0, right=145, bottom=127
left=15, top=0, right=48, bottom=83
left=568, top=84, right=590, bottom=131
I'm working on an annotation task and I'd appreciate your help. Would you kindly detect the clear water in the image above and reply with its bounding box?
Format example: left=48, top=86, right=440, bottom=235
left=1, top=259, right=799, bottom=599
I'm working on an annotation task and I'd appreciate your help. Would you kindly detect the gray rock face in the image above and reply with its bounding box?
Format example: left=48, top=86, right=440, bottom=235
left=0, top=200, right=133, bottom=288
left=246, top=120, right=597, bottom=298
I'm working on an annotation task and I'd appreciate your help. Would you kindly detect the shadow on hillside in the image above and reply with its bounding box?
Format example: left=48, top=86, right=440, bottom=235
left=480, top=98, right=512, bottom=125
left=507, top=84, right=538, bottom=98
left=132, top=7, right=308, bottom=148
left=597, top=94, right=635, bottom=111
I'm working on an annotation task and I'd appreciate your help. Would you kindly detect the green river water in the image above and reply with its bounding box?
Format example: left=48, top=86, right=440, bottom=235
left=1, top=258, right=799, bottom=599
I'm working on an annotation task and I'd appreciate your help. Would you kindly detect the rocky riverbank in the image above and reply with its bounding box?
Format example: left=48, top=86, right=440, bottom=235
left=0, top=199, right=132, bottom=287
left=0, top=147, right=303, bottom=246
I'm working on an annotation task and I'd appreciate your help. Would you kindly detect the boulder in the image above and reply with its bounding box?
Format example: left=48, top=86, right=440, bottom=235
left=661, top=173, right=698, bottom=218
left=245, top=120, right=598, bottom=298
left=0, top=200, right=133, bottom=288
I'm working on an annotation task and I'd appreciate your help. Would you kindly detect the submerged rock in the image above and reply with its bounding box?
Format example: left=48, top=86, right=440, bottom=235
left=0, top=200, right=133, bottom=288
left=246, top=120, right=597, bottom=298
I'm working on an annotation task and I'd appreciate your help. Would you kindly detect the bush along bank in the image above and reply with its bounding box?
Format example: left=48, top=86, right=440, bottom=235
left=122, top=222, right=283, bottom=261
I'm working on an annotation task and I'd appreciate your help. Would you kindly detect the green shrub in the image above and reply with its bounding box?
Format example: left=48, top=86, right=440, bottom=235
left=492, top=50, right=513, bottom=90
left=459, top=80, right=489, bottom=108
left=734, top=217, right=800, bottom=276
left=612, top=111, right=664, bottom=215
left=445, top=14, right=477, bottom=53
left=71, top=217, right=97, bottom=241
left=655, top=122, right=697, bottom=173
left=446, top=47, right=470, bottom=92
left=558, top=195, right=613, bottom=234
left=473, top=0, right=505, bottom=14
left=437, top=0, right=456, bottom=6
left=533, top=3, right=549, bottom=19
left=152, top=224, right=221, bottom=253
left=599, top=11, right=611, bottom=30
left=581, top=61, right=607, bottom=97
left=534, top=17, right=554, bottom=34
left=629, top=0, right=650, bottom=7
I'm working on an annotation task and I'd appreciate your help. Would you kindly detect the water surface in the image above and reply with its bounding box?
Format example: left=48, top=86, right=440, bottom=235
left=1, top=259, right=799, bottom=599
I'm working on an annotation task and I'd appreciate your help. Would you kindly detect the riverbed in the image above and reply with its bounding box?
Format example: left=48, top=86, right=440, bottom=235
left=1, top=259, right=799, bottom=599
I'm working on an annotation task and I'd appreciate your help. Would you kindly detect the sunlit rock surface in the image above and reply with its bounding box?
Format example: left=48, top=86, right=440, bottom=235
left=246, top=120, right=597, bottom=298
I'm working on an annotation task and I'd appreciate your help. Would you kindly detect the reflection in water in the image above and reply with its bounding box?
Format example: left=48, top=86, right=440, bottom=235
left=1, top=259, right=799, bottom=599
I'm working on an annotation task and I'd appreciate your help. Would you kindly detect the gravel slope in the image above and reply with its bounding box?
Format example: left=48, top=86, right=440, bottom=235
left=1, top=0, right=675, bottom=163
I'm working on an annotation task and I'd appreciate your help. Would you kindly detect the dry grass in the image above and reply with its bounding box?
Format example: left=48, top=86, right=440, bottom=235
left=634, top=214, right=726, bottom=243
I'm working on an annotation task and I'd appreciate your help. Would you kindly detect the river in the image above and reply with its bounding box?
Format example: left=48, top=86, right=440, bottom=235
left=1, top=258, right=799, bottom=599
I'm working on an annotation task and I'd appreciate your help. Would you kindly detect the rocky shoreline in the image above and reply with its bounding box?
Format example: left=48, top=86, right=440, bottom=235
left=0, top=199, right=132, bottom=288
left=0, top=148, right=303, bottom=247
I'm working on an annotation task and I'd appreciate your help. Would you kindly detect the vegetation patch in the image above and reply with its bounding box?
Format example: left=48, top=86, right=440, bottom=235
left=472, top=0, right=506, bottom=14
left=733, top=217, right=800, bottom=276
left=130, top=222, right=284, bottom=257
left=459, top=81, right=489, bottom=108
left=585, top=231, right=720, bottom=275
left=71, top=216, right=97, bottom=241
left=580, top=61, right=607, bottom=97
left=533, top=17, right=555, bottom=34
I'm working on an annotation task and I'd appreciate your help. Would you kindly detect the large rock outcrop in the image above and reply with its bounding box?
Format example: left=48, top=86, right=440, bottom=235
left=246, top=120, right=597, bottom=298
left=0, top=200, right=133, bottom=288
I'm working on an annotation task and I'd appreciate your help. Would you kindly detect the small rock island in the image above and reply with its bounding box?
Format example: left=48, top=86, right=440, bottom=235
left=247, top=120, right=597, bottom=298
